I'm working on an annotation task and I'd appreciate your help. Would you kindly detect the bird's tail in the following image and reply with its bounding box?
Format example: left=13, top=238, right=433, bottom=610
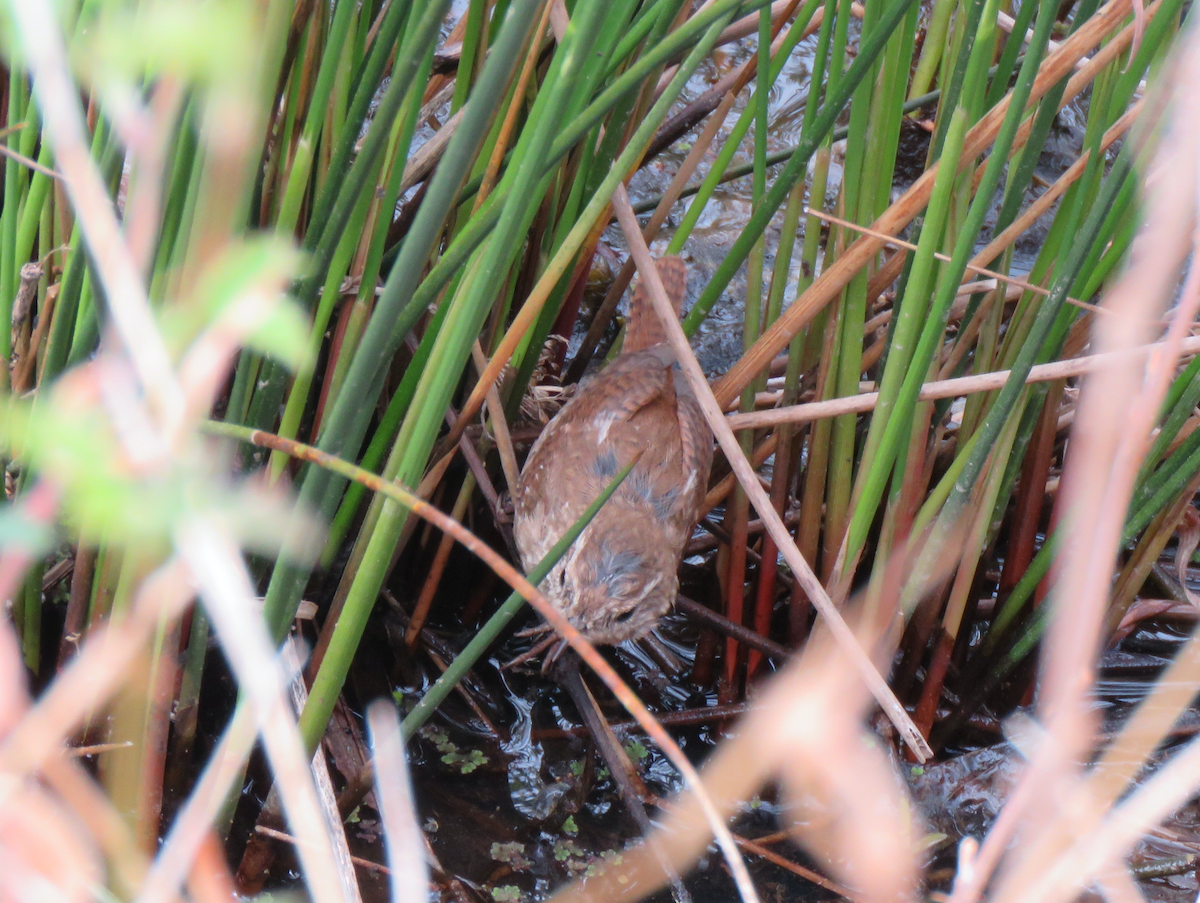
left=624, top=256, right=687, bottom=352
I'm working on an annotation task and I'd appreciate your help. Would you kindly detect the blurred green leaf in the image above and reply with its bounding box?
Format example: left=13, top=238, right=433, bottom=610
left=76, top=0, right=256, bottom=88
left=0, top=396, right=319, bottom=558
left=0, top=504, right=55, bottom=553
left=0, top=397, right=178, bottom=552
left=242, top=302, right=311, bottom=372
left=164, top=237, right=308, bottom=370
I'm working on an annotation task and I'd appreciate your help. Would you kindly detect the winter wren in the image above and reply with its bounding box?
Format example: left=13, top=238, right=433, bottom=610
left=513, top=257, right=713, bottom=645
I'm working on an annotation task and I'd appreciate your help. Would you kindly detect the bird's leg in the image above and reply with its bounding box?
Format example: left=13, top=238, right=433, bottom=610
left=499, top=632, right=559, bottom=671
left=539, top=636, right=570, bottom=675
left=513, top=622, right=554, bottom=639
left=551, top=654, right=693, bottom=903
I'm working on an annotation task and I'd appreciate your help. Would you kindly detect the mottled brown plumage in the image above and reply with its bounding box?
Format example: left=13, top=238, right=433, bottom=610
left=513, top=257, right=712, bottom=646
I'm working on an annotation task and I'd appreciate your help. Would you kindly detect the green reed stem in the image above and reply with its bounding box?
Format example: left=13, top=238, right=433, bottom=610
left=400, top=460, right=637, bottom=739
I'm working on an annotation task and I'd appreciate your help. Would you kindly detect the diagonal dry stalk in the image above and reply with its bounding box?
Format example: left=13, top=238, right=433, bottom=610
left=224, top=424, right=762, bottom=903
left=805, top=208, right=1104, bottom=314
left=610, top=182, right=932, bottom=761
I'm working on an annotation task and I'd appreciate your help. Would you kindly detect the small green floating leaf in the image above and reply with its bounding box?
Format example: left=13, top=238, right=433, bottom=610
left=554, top=838, right=583, bottom=862
left=458, top=749, right=487, bottom=773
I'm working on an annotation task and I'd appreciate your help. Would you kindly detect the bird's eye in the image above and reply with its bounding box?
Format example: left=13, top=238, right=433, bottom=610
left=614, top=609, right=637, bottom=624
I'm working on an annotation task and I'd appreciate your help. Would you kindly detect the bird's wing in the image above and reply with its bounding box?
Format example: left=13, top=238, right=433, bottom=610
left=675, top=393, right=713, bottom=514
left=566, top=349, right=673, bottom=425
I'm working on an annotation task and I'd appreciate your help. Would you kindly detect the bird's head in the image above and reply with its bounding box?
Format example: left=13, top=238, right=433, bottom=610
left=543, top=519, right=679, bottom=645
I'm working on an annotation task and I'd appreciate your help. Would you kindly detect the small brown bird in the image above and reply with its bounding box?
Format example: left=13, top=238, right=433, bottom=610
left=514, top=257, right=713, bottom=647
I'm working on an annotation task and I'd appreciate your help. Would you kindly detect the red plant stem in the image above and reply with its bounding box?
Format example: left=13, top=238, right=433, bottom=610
left=913, top=627, right=953, bottom=741
left=1001, top=380, right=1064, bottom=595
left=749, top=425, right=793, bottom=676
left=57, top=545, right=95, bottom=671
left=721, top=489, right=750, bottom=698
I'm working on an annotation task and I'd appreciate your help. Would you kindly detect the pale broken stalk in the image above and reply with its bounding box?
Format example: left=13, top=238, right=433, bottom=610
left=610, top=183, right=931, bottom=759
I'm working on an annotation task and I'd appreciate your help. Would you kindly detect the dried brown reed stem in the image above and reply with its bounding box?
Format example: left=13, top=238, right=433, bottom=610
left=720, top=0, right=806, bottom=43
left=0, top=142, right=62, bottom=179
left=471, top=342, right=519, bottom=495
left=726, top=335, right=1200, bottom=430
left=611, top=183, right=932, bottom=761
left=713, top=0, right=1136, bottom=409
left=476, top=1, right=553, bottom=205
